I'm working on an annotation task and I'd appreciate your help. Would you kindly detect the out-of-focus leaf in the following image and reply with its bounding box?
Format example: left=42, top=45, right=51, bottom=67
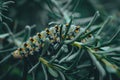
left=0, top=33, right=9, bottom=38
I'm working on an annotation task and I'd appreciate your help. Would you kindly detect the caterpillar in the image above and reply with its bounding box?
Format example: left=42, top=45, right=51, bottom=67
left=12, top=24, right=84, bottom=59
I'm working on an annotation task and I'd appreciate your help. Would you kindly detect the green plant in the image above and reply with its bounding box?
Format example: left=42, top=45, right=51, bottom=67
left=0, top=0, right=120, bottom=80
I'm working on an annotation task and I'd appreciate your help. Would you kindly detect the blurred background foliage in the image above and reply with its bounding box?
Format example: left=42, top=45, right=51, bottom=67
left=0, top=0, right=120, bottom=80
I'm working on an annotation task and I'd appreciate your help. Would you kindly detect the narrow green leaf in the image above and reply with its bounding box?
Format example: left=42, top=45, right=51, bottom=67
left=80, top=26, right=100, bottom=39
left=57, top=70, right=66, bottom=80
left=0, top=54, right=12, bottom=64
left=65, top=49, right=81, bottom=62
left=87, top=47, right=106, bottom=79
left=64, top=18, right=72, bottom=40
left=96, top=16, right=112, bottom=36
left=85, top=11, right=100, bottom=30
left=48, top=67, right=58, bottom=78
left=22, top=25, right=31, bottom=42
left=53, top=63, right=68, bottom=70
left=59, top=47, right=74, bottom=63
left=3, top=1, right=14, bottom=5
left=28, top=62, right=40, bottom=74
left=42, top=64, right=48, bottom=80
left=0, top=33, right=9, bottom=38
left=41, top=38, right=50, bottom=56
left=0, top=47, right=17, bottom=53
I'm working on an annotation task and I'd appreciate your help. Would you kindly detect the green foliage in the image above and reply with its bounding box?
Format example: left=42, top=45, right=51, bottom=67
left=0, top=0, right=120, bottom=80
